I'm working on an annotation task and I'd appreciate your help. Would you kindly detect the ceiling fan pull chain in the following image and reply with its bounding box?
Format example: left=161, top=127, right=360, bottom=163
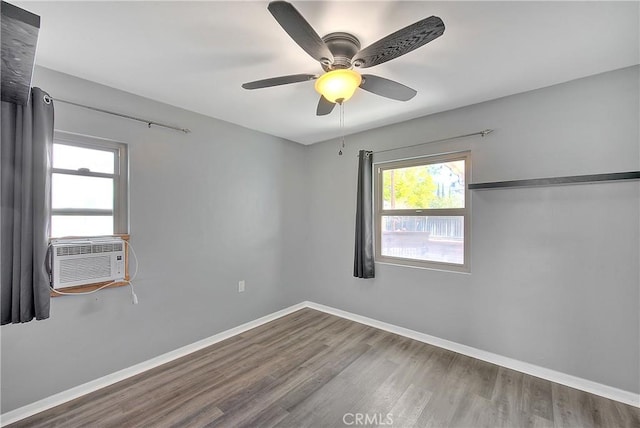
left=339, top=103, right=345, bottom=156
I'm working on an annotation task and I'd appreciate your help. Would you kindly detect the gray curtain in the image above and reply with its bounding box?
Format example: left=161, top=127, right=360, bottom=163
left=354, top=150, right=375, bottom=278
left=1, top=87, right=54, bottom=324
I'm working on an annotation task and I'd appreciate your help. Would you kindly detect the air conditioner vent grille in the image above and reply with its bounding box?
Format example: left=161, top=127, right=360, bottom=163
left=92, top=243, right=122, bottom=253
left=55, top=243, right=123, bottom=256
left=56, top=245, right=92, bottom=256
left=59, top=256, right=111, bottom=284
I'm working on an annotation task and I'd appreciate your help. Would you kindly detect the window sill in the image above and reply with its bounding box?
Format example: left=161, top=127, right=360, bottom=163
left=375, top=259, right=471, bottom=274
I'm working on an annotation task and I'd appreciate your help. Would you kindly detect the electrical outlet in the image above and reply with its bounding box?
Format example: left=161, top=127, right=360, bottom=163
left=238, top=280, right=245, bottom=293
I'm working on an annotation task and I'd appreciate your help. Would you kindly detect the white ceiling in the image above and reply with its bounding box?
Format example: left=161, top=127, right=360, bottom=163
left=15, top=1, right=640, bottom=145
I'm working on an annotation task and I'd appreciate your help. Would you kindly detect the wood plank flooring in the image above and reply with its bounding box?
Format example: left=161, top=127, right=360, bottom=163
left=9, top=308, right=639, bottom=427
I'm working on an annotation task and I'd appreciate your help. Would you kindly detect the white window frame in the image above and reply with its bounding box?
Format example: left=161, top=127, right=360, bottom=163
left=374, top=151, right=471, bottom=273
left=51, top=131, right=129, bottom=237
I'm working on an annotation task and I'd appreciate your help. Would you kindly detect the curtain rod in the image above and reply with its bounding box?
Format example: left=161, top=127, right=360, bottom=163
left=48, top=96, right=191, bottom=134
left=371, top=129, right=493, bottom=155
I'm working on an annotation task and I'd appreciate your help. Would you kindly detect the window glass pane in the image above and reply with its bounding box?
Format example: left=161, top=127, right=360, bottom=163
left=52, top=174, right=113, bottom=209
left=53, top=143, right=115, bottom=174
left=382, top=160, right=465, bottom=209
left=381, top=216, right=464, bottom=265
left=51, top=216, right=113, bottom=237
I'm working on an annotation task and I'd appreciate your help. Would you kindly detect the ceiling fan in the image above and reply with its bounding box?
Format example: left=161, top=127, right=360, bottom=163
left=242, top=1, right=445, bottom=116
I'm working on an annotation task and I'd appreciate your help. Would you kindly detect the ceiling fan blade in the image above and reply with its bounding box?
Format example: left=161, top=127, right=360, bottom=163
left=268, top=1, right=334, bottom=63
left=316, top=95, right=336, bottom=116
left=353, top=16, right=445, bottom=69
left=360, top=75, right=417, bottom=101
left=242, top=73, right=317, bottom=89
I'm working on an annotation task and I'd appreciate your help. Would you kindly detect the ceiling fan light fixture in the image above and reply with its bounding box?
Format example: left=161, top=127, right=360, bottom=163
left=314, top=69, right=362, bottom=103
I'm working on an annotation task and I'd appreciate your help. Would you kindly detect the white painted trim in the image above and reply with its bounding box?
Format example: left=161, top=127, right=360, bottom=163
left=304, top=301, right=640, bottom=408
left=0, top=302, right=307, bottom=427
left=3, top=299, right=637, bottom=426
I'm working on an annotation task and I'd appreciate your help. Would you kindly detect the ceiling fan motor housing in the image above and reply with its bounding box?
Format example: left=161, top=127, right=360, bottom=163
left=321, top=32, right=361, bottom=71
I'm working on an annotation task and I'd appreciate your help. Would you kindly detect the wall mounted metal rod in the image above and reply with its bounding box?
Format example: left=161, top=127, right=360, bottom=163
left=51, top=97, right=191, bottom=134
left=468, top=171, right=640, bottom=190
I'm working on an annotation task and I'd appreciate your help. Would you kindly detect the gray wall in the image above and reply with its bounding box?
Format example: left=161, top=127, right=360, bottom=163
left=2, top=65, right=638, bottom=413
left=300, top=65, right=639, bottom=394
left=0, top=66, right=309, bottom=412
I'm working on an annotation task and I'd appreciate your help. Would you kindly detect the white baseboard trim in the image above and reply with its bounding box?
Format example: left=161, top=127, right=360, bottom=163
left=3, top=299, right=637, bottom=426
left=304, top=301, right=640, bottom=408
left=0, top=302, right=307, bottom=427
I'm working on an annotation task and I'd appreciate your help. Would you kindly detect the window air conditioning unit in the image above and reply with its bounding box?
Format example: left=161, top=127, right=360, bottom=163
left=51, top=237, right=126, bottom=289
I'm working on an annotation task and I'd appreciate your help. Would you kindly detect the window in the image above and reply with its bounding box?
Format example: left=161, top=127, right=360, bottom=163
left=51, top=132, right=129, bottom=238
left=375, top=152, right=470, bottom=272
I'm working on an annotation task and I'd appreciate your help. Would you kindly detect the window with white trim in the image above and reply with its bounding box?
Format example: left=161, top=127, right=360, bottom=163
left=375, top=152, right=470, bottom=272
left=51, top=132, right=129, bottom=238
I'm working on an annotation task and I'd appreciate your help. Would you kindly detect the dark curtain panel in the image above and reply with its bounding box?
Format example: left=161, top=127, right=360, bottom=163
left=1, top=87, right=54, bottom=324
left=354, top=150, right=375, bottom=278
